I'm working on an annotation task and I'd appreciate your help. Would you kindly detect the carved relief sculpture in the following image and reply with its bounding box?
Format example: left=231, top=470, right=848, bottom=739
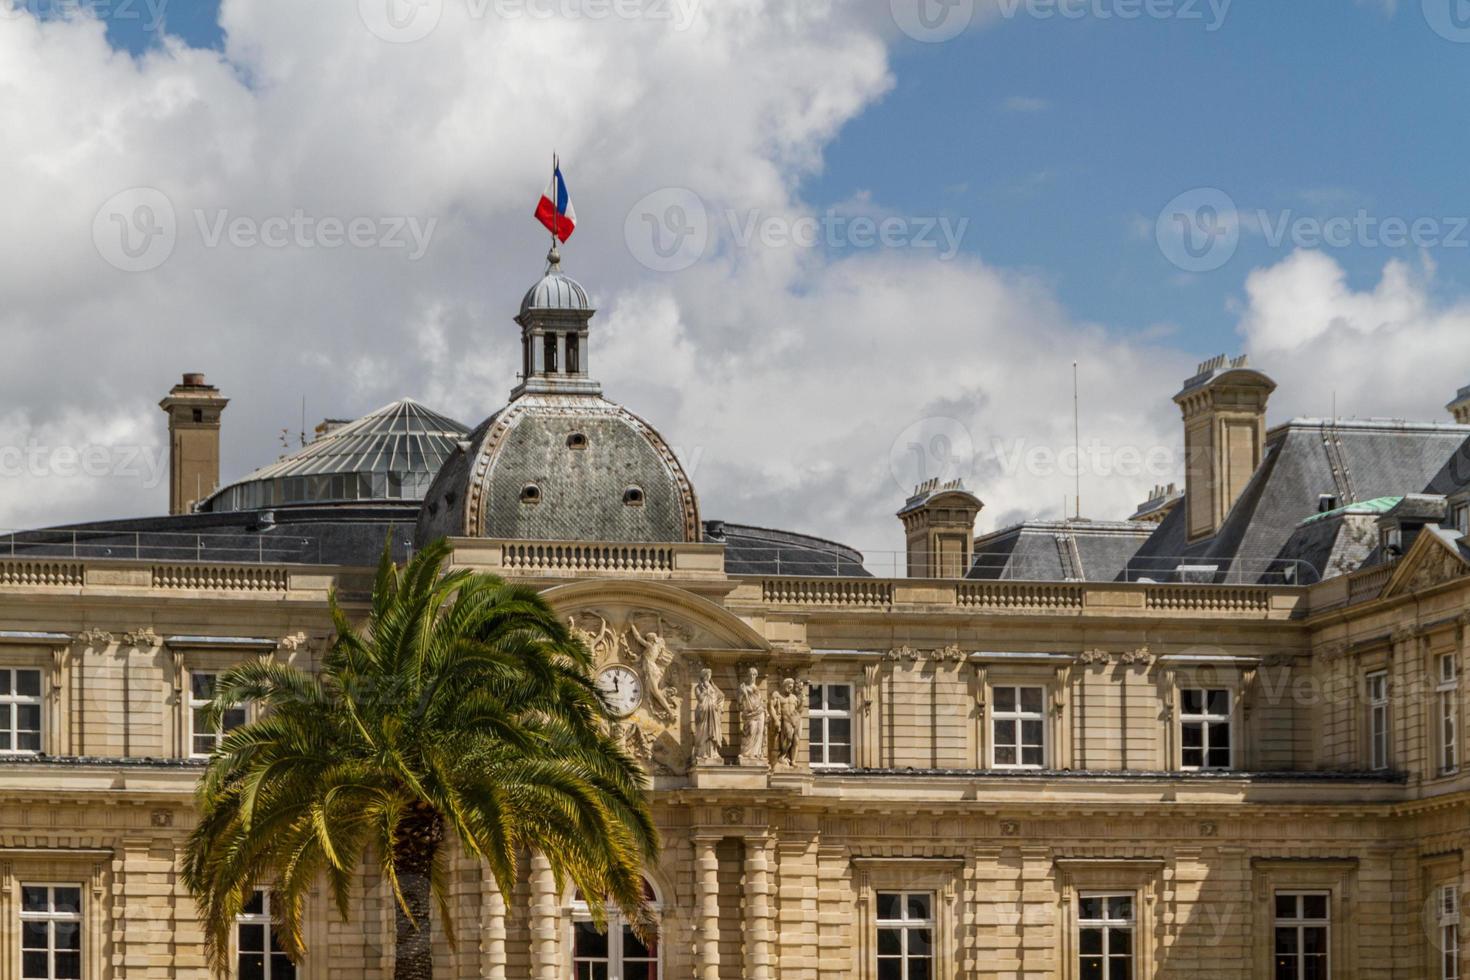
left=770, top=677, right=803, bottom=767
left=738, top=667, right=767, bottom=765
left=692, top=667, right=725, bottom=764
left=630, top=621, right=677, bottom=719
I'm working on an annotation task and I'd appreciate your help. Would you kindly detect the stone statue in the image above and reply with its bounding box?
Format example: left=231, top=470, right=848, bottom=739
left=629, top=621, right=676, bottom=718
left=770, top=677, right=803, bottom=767
left=568, top=615, right=616, bottom=661
left=692, top=667, right=725, bottom=764
left=738, top=667, right=767, bottom=764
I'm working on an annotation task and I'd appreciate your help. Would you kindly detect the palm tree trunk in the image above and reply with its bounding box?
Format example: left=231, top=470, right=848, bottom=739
left=393, top=803, right=445, bottom=980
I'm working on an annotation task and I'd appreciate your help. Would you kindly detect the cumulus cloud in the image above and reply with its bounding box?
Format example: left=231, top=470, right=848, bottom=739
left=7, top=1, right=1459, bottom=568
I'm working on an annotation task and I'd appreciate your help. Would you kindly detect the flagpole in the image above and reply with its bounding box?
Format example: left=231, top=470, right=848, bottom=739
left=549, top=152, right=559, bottom=268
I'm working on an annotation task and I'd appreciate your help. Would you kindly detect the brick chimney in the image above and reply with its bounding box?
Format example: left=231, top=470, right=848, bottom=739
left=897, top=479, right=984, bottom=578
left=159, top=373, right=228, bottom=515
left=1173, top=355, right=1275, bottom=543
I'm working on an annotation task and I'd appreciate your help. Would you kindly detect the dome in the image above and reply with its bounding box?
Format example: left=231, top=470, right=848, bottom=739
left=415, top=394, right=700, bottom=546
left=201, top=399, right=469, bottom=513
left=519, top=249, right=591, bottom=318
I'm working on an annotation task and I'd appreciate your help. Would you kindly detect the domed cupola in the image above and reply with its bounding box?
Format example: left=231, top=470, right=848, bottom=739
left=414, top=246, right=701, bottom=547
left=512, top=246, right=600, bottom=399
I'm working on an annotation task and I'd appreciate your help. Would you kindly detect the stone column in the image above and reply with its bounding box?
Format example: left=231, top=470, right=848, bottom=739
left=695, top=836, right=722, bottom=980
left=483, top=873, right=507, bottom=980
left=745, top=835, right=774, bottom=980
left=530, top=852, right=559, bottom=980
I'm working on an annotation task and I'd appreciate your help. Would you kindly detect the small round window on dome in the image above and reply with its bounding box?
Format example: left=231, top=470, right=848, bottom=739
left=567, top=433, right=589, bottom=451
left=520, top=484, right=542, bottom=505
left=623, top=486, right=645, bottom=507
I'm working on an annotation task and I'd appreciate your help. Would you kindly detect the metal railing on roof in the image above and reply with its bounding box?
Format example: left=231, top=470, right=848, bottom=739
left=0, top=528, right=328, bottom=565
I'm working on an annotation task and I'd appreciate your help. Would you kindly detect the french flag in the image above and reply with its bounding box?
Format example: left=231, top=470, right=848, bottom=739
left=535, top=159, right=577, bottom=243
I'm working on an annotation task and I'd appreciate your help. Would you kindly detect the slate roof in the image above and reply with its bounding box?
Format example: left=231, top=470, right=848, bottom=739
left=969, top=520, right=1154, bottom=582
left=1133, top=418, right=1470, bottom=583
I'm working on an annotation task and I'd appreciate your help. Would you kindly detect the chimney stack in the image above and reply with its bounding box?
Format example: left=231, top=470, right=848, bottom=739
left=1173, top=355, right=1275, bottom=543
left=897, top=478, right=984, bottom=578
left=159, top=373, right=228, bottom=515
left=1448, top=385, right=1470, bottom=425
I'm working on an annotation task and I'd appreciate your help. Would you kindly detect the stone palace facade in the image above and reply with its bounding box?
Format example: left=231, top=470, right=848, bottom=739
left=2, top=254, right=1470, bottom=979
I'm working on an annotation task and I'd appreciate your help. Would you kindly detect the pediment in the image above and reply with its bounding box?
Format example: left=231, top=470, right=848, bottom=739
left=1382, top=528, right=1470, bottom=598
left=542, top=579, right=770, bottom=654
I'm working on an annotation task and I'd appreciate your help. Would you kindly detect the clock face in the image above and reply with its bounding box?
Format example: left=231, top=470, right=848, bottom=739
left=596, top=665, right=643, bottom=718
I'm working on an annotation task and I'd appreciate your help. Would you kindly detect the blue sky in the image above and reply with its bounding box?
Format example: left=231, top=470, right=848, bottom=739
left=99, top=0, right=1470, bottom=355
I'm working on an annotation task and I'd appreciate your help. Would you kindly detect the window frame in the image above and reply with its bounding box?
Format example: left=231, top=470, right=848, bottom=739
left=187, top=669, right=248, bottom=759
left=235, top=889, right=297, bottom=980
left=18, top=883, right=83, bottom=980
left=0, top=667, right=44, bottom=756
left=808, top=683, right=854, bottom=769
left=989, top=684, right=1048, bottom=770
left=1438, top=883, right=1461, bottom=980
left=1437, top=653, right=1459, bottom=776
left=566, top=879, right=662, bottom=980
left=1178, top=687, right=1234, bottom=771
left=874, top=890, right=934, bottom=980
left=1076, top=892, right=1135, bottom=980
left=1273, top=890, right=1331, bottom=980
left=1366, top=670, right=1390, bottom=772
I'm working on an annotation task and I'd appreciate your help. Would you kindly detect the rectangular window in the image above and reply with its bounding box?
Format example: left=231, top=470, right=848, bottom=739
left=19, top=885, right=81, bottom=980
left=237, top=890, right=297, bottom=980
left=1439, top=654, right=1459, bottom=774
left=1439, top=885, right=1460, bottom=980
left=876, top=892, right=932, bottom=980
left=0, top=668, right=43, bottom=755
left=189, top=671, right=247, bottom=758
left=1366, top=671, right=1389, bottom=771
left=992, top=685, right=1046, bottom=769
left=1454, top=502, right=1469, bottom=534
left=1180, top=688, right=1232, bottom=770
left=1078, top=893, right=1134, bottom=980
left=1274, top=892, right=1330, bottom=980
left=808, top=684, right=853, bottom=768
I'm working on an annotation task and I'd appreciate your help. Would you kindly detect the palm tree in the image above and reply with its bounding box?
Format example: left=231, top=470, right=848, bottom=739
left=182, top=539, right=658, bottom=980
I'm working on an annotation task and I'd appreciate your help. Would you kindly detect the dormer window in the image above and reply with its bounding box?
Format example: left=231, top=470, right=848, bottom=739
left=1317, top=494, right=1339, bottom=514
left=520, top=484, right=542, bottom=505
left=623, top=486, right=645, bottom=507
left=543, top=333, right=558, bottom=374
left=567, top=433, right=588, bottom=451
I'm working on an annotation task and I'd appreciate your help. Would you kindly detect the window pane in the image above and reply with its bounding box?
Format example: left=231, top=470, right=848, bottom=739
left=829, top=718, right=852, bottom=743
left=906, top=894, right=931, bottom=921
left=53, top=888, right=80, bottom=914
left=1182, top=689, right=1204, bottom=714
left=1021, top=688, right=1044, bottom=714
left=1275, top=926, right=1299, bottom=953
left=809, top=719, right=823, bottom=746
left=1022, top=745, right=1045, bottom=767
left=877, top=959, right=902, bottom=980
left=828, top=743, right=851, bottom=765
left=17, top=732, right=40, bottom=752
left=243, top=891, right=265, bottom=915
left=909, top=959, right=932, bottom=980
left=191, top=673, right=216, bottom=700
left=1080, top=927, right=1104, bottom=954
left=22, top=886, right=48, bottom=912
left=572, top=921, right=608, bottom=958
left=1182, top=723, right=1203, bottom=749
left=1079, top=897, right=1105, bottom=920
left=239, top=953, right=266, bottom=980
left=1304, top=953, right=1328, bottom=980
left=623, top=925, right=653, bottom=959
left=271, top=954, right=298, bottom=980
left=1109, top=926, right=1132, bottom=954
left=22, top=921, right=48, bottom=948
left=1303, top=895, right=1328, bottom=920
left=877, top=929, right=902, bottom=956
left=54, top=922, right=80, bottom=950
left=1276, top=894, right=1298, bottom=919
left=54, top=952, right=81, bottom=980
left=876, top=893, right=902, bottom=921
left=1207, top=690, right=1230, bottom=715
left=1021, top=720, right=1044, bottom=746
left=22, top=951, right=48, bottom=979
left=223, top=707, right=248, bottom=730
left=239, top=924, right=266, bottom=952
left=1109, top=957, right=1131, bottom=980
left=994, top=687, right=1016, bottom=712
left=16, top=671, right=40, bottom=697
left=1302, top=925, right=1328, bottom=954
left=828, top=686, right=851, bottom=711
left=1108, top=896, right=1133, bottom=921
left=1081, top=957, right=1105, bottom=980
left=910, top=928, right=933, bottom=954
left=808, top=686, right=823, bottom=710
left=994, top=745, right=1017, bottom=766
left=1208, top=724, right=1230, bottom=750
left=1207, top=746, right=1231, bottom=768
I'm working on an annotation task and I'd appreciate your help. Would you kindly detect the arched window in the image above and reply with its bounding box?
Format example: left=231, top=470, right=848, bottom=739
left=567, top=333, right=581, bottom=374
left=544, top=333, right=559, bottom=374
left=569, top=879, right=660, bottom=979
